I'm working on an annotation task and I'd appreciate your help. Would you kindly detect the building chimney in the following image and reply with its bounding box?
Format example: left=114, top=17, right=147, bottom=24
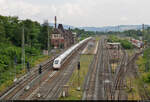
left=142, top=24, right=145, bottom=32
left=55, top=16, right=57, bottom=28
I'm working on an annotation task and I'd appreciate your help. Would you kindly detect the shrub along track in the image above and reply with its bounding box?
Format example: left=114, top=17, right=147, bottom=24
left=127, top=51, right=150, bottom=100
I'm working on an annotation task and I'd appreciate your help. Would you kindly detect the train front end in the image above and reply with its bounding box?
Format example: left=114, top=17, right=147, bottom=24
left=53, top=58, right=61, bottom=69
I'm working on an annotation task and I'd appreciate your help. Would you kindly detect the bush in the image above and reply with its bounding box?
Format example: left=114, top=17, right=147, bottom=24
left=107, top=35, right=120, bottom=43
left=143, top=48, right=150, bottom=60
left=120, top=40, right=133, bottom=49
left=25, top=46, right=41, bottom=56
left=108, top=35, right=133, bottom=49
left=0, top=46, right=21, bottom=63
left=142, top=73, right=150, bottom=83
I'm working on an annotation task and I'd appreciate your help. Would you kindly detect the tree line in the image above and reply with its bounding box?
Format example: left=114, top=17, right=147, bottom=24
left=0, top=15, right=53, bottom=50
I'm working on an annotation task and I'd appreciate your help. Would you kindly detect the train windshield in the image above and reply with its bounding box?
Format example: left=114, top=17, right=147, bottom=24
left=55, top=60, right=59, bottom=64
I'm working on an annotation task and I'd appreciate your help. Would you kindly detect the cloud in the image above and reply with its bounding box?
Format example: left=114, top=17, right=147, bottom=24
left=120, top=17, right=128, bottom=21
left=0, top=0, right=150, bottom=26
left=0, top=0, right=42, bottom=21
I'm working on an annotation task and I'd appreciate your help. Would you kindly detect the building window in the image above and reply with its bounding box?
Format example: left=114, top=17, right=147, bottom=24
left=53, top=34, right=62, bottom=39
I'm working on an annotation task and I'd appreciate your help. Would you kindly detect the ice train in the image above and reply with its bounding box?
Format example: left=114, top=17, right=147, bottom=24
left=53, top=37, right=92, bottom=69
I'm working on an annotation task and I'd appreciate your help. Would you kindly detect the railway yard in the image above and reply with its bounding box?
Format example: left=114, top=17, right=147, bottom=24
left=0, top=36, right=148, bottom=100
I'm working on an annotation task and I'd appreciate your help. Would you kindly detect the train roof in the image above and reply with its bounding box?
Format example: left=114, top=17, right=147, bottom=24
left=54, top=37, right=92, bottom=63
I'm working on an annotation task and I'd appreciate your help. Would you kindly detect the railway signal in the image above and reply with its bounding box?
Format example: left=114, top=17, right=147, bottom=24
left=78, top=61, right=80, bottom=70
left=27, top=61, right=30, bottom=72
left=37, top=64, right=42, bottom=98
left=77, top=61, right=80, bottom=91
left=39, top=65, right=42, bottom=74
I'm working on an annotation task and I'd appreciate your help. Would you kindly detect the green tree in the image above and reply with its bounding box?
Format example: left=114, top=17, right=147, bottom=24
left=0, top=22, right=5, bottom=42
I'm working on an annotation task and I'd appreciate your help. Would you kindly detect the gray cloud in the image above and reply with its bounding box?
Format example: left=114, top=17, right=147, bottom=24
left=0, top=0, right=149, bottom=27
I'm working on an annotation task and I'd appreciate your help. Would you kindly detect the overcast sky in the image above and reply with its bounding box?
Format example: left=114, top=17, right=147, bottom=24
left=0, top=0, right=149, bottom=27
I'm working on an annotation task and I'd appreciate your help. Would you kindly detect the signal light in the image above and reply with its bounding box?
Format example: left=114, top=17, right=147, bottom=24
left=39, top=65, right=42, bottom=74
left=78, top=61, right=80, bottom=70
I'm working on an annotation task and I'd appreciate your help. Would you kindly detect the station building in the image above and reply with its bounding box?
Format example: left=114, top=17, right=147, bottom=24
left=51, top=16, right=74, bottom=49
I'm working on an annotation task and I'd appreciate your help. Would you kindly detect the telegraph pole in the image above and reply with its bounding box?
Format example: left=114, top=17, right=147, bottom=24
left=77, top=51, right=81, bottom=91
left=22, top=26, right=25, bottom=72
left=142, top=24, right=145, bottom=41
left=118, top=25, right=120, bottom=35
left=14, top=56, right=17, bottom=83
left=47, top=20, right=50, bottom=56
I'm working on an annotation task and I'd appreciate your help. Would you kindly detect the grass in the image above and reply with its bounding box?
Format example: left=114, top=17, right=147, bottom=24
left=95, top=36, right=100, bottom=41
left=111, top=63, right=117, bottom=73
left=125, top=54, right=150, bottom=100
left=124, top=54, right=146, bottom=100
left=59, top=55, right=94, bottom=100
left=126, top=49, right=135, bottom=57
left=125, top=77, right=141, bottom=100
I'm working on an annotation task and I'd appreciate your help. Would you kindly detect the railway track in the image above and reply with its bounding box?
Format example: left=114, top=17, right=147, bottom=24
left=103, top=41, right=113, bottom=100
left=110, top=47, right=128, bottom=100
left=16, top=40, right=89, bottom=100
left=0, top=48, right=69, bottom=100
left=0, top=58, right=54, bottom=100
left=82, top=39, right=102, bottom=100
left=82, top=37, right=112, bottom=100
left=112, top=49, right=143, bottom=100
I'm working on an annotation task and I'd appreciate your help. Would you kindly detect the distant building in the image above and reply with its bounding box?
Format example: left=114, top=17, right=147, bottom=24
left=72, top=32, right=77, bottom=43
left=51, top=16, right=74, bottom=49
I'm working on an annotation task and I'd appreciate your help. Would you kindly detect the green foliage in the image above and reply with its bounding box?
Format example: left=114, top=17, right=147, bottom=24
left=107, top=35, right=133, bottom=49
left=136, top=48, right=150, bottom=84
left=0, top=15, right=63, bottom=91
left=0, top=22, right=6, bottom=42
left=71, top=28, right=95, bottom=41
left=25, top=46, right=41, bottom=56
left=107, top=35, right=120, bottom=42
left=143, top=48, right=150, bottom=60
left=120, top=40, right=133, bottom=49
left=142, top=73, right=150, bottom=83
left=0, top=15, right=53, bottom=49
left=143, top=27, right=150, bottom=43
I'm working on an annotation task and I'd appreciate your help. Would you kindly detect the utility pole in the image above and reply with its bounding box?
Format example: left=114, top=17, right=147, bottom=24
left=118, top=25, right=120, bottom=35
left=37, top=65, right=42, bottom=98
left=25, top=60, right=31, bottom=91
left=14, top=56, right=17, bottom=83
left=142, top=24, right=145, bottom=41
left=77, top=61, right=80, bottom=91
left=22, top=26, right=25, bottom=72
left=47, top=20, right=50, bottom=56
left=77, top=51, right=81, bottom=91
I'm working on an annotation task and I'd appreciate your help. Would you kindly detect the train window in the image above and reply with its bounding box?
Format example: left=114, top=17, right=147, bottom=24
left=55, top=60, right=59, bottom=64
